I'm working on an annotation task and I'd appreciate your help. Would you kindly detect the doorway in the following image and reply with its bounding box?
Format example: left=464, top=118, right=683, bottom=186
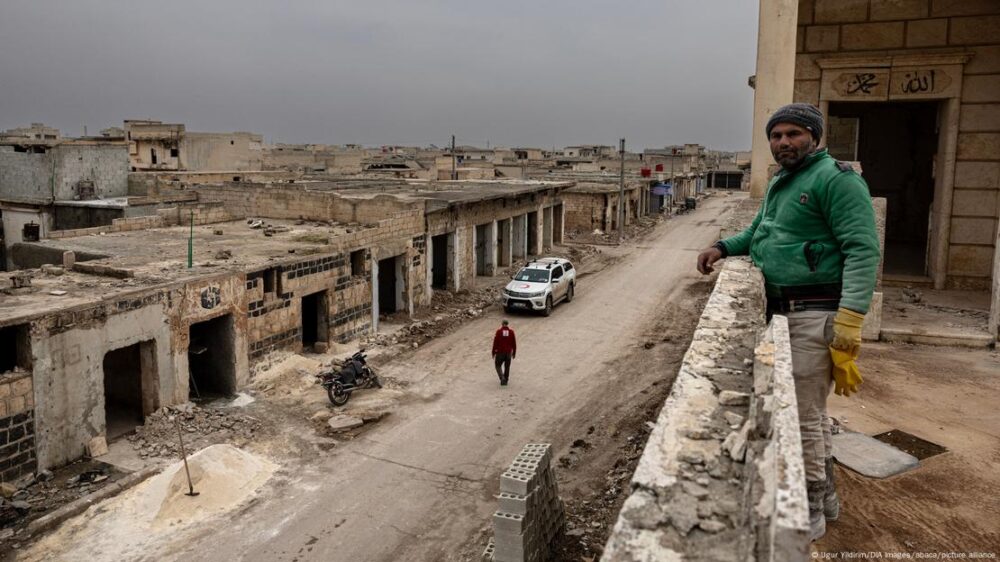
left=475, top=224, right=488, bottom=276
left=527, top=211, right=538, bottom=255
left=497, top=219, right=511, bottom=267
left=103, top=340, right=157, bottom=440
left=188, top=314, right=236, bottom=400
left=828, top=101, right=939, bottom=277
left=377, top=256, right=403, bottom=315
left=301, top=290, right=329, bottom=350
left=431, top=234, right=448, bottom=289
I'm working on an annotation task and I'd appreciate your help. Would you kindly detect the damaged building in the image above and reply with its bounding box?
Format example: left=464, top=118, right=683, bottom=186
left=124, top=120, right=264, bottom=172
left=0, top=178, right=571, bottom=477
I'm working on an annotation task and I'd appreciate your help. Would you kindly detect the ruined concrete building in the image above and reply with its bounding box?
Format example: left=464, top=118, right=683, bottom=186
left=0, top=178, right=571, bottom=479
left=0, top=130, right=129, bottom=270
left=124, top=120, right=263, bottom=172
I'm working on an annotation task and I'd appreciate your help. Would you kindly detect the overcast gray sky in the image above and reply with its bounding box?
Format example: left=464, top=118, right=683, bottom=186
left=0, top=1, right=759, bottom=151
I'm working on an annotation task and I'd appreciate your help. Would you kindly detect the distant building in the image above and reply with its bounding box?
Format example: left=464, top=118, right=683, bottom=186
left=124, top=120, right=263, bottom=172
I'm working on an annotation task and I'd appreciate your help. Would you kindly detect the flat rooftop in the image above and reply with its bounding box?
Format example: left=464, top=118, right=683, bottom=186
left=1, top=219, right=366, bottom=322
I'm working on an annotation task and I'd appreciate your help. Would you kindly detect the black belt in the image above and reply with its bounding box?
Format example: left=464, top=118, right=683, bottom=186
left=767, top=297, right=840, bottom=314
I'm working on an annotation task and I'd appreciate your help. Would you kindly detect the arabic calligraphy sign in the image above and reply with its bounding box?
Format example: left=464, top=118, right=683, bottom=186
left=827, top=69, right=890, bottom=101
left=888, top=66, right=957, bottom=99
left=823, top=65, right=960, bottom=101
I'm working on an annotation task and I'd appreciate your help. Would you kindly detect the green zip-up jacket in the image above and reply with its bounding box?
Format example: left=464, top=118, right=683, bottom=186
left=720, top=149, right=880, bottom=313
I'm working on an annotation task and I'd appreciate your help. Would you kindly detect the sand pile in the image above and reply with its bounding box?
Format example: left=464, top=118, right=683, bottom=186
left=152, top=444, right=277, bottom=527
left=21, top=444, right=277, bottom=561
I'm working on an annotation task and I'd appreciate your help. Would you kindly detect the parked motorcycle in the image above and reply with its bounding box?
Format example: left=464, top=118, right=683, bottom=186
left=316, top=350, right=382, bottom=406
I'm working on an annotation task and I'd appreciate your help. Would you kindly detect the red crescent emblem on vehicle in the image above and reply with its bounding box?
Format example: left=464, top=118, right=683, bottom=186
left=519, top=284, right=531, bottom=288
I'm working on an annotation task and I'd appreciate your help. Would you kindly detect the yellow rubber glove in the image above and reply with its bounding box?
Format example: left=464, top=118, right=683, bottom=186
left=831, top=307, right=865, bottom=355
left=830, top=347, right=863, bottom=396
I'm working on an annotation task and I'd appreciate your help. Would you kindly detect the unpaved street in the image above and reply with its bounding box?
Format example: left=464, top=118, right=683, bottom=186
left=23, top=194, right=742, bottom=562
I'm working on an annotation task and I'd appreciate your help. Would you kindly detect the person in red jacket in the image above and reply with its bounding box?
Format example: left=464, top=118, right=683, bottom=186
left=492, top=319, right=517, bottom=386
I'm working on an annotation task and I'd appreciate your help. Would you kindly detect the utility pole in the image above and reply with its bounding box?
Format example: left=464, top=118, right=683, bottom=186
left=451, top=135, right=457, bottom=180
left=618, top=138, right=625, bottom=244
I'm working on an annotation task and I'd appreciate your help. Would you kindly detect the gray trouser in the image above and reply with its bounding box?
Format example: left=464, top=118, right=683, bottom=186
left=494, top=353, right=512, bottom=380
left=786, top=311, right=835, bottom=483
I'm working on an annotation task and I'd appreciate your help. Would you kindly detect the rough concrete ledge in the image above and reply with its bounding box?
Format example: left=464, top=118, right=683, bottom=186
left=746, top=316, right=810, bottom=561
left=602, top=260, right=810, bottom=562
left=602, top=259, right=766, bottom=562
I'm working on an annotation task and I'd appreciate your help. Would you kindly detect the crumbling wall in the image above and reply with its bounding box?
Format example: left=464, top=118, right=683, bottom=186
left=192, top=184, right=419, bottom=225
left=31, top=295, right=177, bottom=469
left=0, top=372, right=36, bottom=481
left=602, top=259, right=809, bottom=561
left=562, top=192, right=607, bottom=232
left=53, top=144, right=129, bottom=200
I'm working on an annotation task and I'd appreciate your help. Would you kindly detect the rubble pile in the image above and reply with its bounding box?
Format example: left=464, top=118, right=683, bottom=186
left=127, top=405, right=262, bottom=459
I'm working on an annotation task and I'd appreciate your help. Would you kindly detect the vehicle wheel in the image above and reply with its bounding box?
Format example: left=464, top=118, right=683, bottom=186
left=543, top=296, right=553, bottom=317
left=566, top=284, right=575, bottom=303
left=372, top=374, right=383, bottom=389
left=327, top=385, right=350, bottom=406
left=504, top=305, right=513, bottom=314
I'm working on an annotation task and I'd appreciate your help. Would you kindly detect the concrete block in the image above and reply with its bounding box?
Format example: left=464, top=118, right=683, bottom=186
left=962, top=75, right=1000, bottom=103
left=493, top=511, right=526, bottom=535
left=841, top=21, right=905, bottom=50
left=871, top=0, right=928, bottom=20
left=950, top=217, right=998, bottom=245
left=814, top=0, right=869, bottom=23
left=959, top=104, right=1000, bottom=133
left=482, top=539, right=495, bottom=561
left=0, top=384, right=9, bottom=399
left=906, top=18, right=948, bottom=47
left=966, top=45, right=1000, bottom=74
left=832, top=430, right=919, bottom=478
left=498, top=491, right=532, bottom=515
left=718, top=390, right=749, bottom=406
left=952, top=190, right=999, bottom=218
left=805, top=25, right=839, bottom=52
left=953, top=161, right=1000, bottom=189
left=500, top=470, right=533, bottom=496
left=958, top=133, right=1000, bottom=160
left=11, top=377, right=32, bottom=397
left=933, top=0, right=1000, bottom=18
left=62, top=251, right=76, bottom=269
left=951, top=15, right=1000, bottom=45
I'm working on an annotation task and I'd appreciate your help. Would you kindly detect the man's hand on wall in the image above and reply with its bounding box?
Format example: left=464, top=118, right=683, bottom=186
left=696, top=247, right=723, bottom=275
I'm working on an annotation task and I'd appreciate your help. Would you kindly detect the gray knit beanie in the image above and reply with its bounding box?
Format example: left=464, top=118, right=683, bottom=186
left=765, top=103, right=824, bottom=141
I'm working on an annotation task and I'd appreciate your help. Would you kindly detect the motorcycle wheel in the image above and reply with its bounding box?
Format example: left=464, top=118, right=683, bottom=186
left=373, top=375, right=383, bottom=389
left=327, top=385, right=350, bottom=406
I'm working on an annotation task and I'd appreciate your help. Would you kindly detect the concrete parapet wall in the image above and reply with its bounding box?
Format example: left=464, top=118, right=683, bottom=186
left=602, top=259, right=809, bottom=562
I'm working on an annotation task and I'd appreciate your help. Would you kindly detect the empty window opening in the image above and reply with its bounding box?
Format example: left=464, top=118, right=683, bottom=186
left=301, top=290, right=329, bottom=350
left=350, top=249, right=366, bottom=277
left=170, top=147, right=179, bottom=158
left=232, top=176, right=242, bottom=182
left=262, top=267, right=281, bottom=296
left=188, top=314, right=236, bottom=400
left=431, top=234, right=449, bottom=289
left=103, top=340, right=157, bottom=440
left=230, top=140, right=235, bottom=145
left=0, top=324, right=32, bottom=375
left=150, top=148, right=157, bottom=165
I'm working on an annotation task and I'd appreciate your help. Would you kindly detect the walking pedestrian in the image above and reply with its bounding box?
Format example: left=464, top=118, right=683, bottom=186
left=492, top=319, right=517, bottom=386
left=696, top=103, right=879, bottom=541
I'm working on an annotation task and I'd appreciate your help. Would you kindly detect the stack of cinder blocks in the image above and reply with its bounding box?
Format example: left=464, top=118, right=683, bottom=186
left=484, top=443, right=565, bottom=562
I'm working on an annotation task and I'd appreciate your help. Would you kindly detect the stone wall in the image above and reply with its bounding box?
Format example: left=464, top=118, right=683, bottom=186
left=563, top=192, right=609, bottom=232
left=0, top=372, right=36, bottom=481
left=602, top=259, right=809, bottom=561
left=0, top=143, right=128, bottom=203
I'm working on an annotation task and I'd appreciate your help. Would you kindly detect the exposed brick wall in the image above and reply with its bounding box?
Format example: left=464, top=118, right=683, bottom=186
left=795, top=0, right=1000, bottom=288
left=0, top=373, right=37, bottom=481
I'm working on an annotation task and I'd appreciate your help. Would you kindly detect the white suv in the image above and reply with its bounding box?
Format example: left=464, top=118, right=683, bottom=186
left=501, top=257, right=577, bottom=316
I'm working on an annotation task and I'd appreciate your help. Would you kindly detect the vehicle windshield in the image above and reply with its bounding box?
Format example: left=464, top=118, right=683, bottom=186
left=514, top=268, right=550, bottom=283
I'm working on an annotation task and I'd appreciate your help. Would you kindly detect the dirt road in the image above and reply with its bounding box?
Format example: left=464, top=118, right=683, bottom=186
left=24, top=193, right=742, bottom=562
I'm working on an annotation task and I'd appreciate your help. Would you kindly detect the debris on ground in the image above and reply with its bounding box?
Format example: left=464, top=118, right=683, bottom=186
left=0, top=459, right=126, bottom=552
left=127, top=404, right=263, bottom=460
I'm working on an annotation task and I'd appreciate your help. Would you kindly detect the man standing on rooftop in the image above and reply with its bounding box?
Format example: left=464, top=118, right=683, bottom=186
left=695, top=103, right=880, bottom=541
